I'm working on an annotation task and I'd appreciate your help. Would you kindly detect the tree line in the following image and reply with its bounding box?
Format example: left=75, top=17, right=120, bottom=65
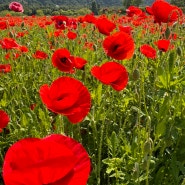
left=0, top=0, right=184, bottom=16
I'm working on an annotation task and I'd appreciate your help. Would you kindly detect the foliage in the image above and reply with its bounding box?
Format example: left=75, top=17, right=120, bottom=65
left=170, top=0, right=185, bottom=7
left=123, top=0, right=143, bottom=9
left=91, top=0, right=100, bottom=15
left=0, top=0, right=184, bottom=16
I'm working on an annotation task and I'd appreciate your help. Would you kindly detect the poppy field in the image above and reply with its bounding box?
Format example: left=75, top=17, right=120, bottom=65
left=0, top=1, right=185, bottom=185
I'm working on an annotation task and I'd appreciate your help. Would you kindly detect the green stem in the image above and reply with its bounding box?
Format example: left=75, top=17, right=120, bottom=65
left=97, top=120, right=105, bottom=185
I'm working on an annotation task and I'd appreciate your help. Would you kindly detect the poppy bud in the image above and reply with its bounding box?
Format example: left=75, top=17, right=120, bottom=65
left=22, top=87, right=27, bottom=95
left=9, top=31, right=14, bottom=38
left=132, top=162, right=139, bottom=179
left=142, top=158, right=148, bottom=170
left=177, top=47, right=182, bottom=56
left=21, top=21, right=25, bottom=28
left=144, top=138, right=153, bottom=155
left=165, top=27, right=171, bottom=39
left=132, top=69, right=140, bottom=81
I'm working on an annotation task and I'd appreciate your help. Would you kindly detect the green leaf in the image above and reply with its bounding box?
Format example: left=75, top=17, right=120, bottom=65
left=156, top=116, right=168, bottom=138
left=165, top=27, right=171, bottom=39
left=110, top=131, right=119, bottom=157
left=168, top=51, right=176, bottom=74
left=0, top=92, right=7, bottom=107
left=157, top=66, right=168, bottom=89
left=154, top=166, right=165, bottom=185
left=38, top=108, right=47, bottom=123
left=158, top=95, right=170, bottom=119
left=156, top=95, right=170, bottom=138
left=20, top=113, right=28, bottom=127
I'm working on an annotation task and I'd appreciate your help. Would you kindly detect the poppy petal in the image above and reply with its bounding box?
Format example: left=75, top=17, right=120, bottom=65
left=72, top=56, right=87, bottom=70
left=140, top=44, right=156, bottom=59
left=3, top=135, right=86, bottom=185
left=0, top=110, right=10, bottom=129
left=45, top=134, right=91, bottom=185
left=39, top=84, right=53, bottom=109
left=91, top=62, right=128, bottom=91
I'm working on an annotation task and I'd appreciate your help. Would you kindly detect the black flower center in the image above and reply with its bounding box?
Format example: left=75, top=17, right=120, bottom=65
left=57, top=21, right=63, bottom=26
left=112, top=44, right=120, bottom=52
left=60, top=57, right=68, bottom=64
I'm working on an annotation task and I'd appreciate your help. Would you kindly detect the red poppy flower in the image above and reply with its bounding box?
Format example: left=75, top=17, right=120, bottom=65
left=91, top=61, right=128, bottom=91
left=3, top=134, right=91, bottom=185
left=13, top=52, right=20, bottom=59
left=155, top=39, right=170, bottom=52
left=54, top=30, right=64, bottom=37
left=67, top=30, right=77, bottom=40
left=140, top=44, right=157, bottom=59
left=0, top=64, right=11, bottom=73
left=103, top=31, right=135, bottom=60
left=52, top=15, right=69, bottom=29
left=52, top=48, right=74, bottom=73
left=126, top=6, right=143, bottom=17
left=9, top=1, right=24, bottom=13
left=16, top=31, right=28, bottom=38
left=151, top=0, right=183, bottom=23
left=71, top=56, right=87, bottom=70
left=119, top=25, right=133, bottom=35
left=30, top=103, right=36, bottom=110
left=170, top=33, right=177, bottom=40
left=39, top=76, right=91, bottom=124
left=19, top=45, right=29, bottom=53
left=0, top=38, right=19, bottom=50
left=83, top=13, right=97, bottom=23
left=0, top=21, right=7, bottom=30
left=145, top=6, right=153, bottom=15
left=33, top=50, right=48, bottom=59
left=68, top=18, right=78, bottom=29
left=84, top=42, right=94, bottom=51
left=95, top=16, right=116, bottom=36
left=0, top=110, right=10, bottom=132
left=4, top=53, right=11, bottom=60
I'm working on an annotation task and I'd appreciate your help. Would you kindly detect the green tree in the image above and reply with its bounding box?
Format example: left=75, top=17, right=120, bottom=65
left=91, top=0, right=99, bottom=15
left=36, top=9, right=44, bottom=16
left=123, top=0, right=143, bottom=9
left=171, top=0, right=185, bottom=7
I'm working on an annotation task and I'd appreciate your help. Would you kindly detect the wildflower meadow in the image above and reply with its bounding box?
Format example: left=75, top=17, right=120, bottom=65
left=0, top=1, right=185, bottom=184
